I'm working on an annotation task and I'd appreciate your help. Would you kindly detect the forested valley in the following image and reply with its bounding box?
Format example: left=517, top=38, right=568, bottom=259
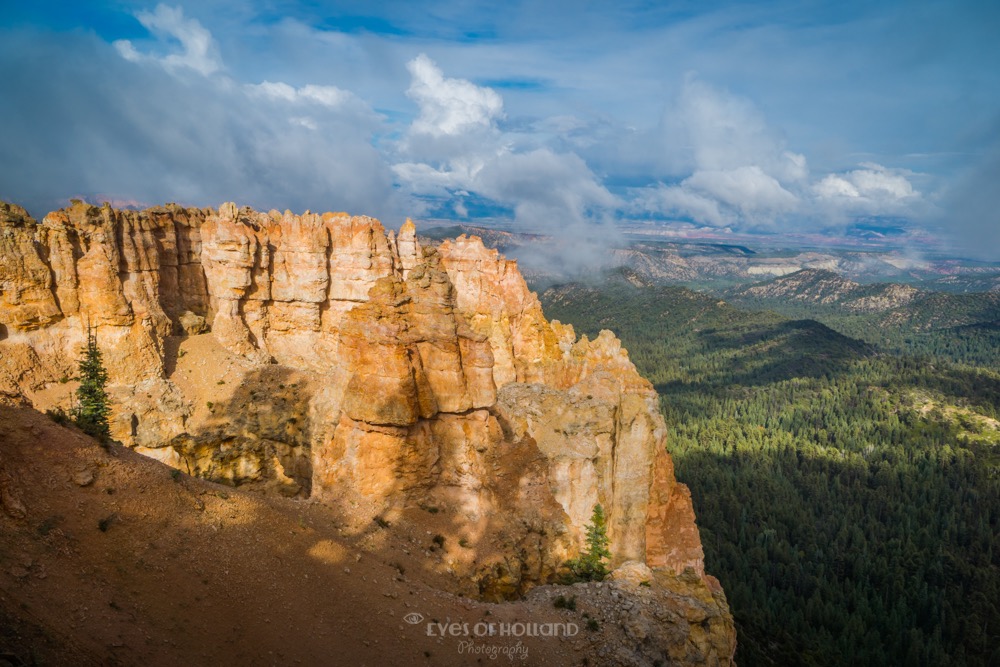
left=539, top=278, right=1000, bottom=666
left=728, top=279, right=1000, bottom=372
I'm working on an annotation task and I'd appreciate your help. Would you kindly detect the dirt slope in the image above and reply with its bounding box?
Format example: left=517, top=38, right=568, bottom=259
left=0, top=406, right=733, bottom=666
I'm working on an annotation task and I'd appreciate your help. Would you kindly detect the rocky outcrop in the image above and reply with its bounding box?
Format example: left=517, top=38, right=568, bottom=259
left=733, top=267, right=921, bottom=313
left=734, top=268, right=861, bottom=304
left=526, top=564, right=738, bottom=666
left=0, top=200, right=733, bottom=660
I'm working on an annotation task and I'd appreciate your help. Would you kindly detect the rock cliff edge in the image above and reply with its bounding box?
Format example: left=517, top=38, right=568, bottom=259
left=0, top=200, right=735, bottom=663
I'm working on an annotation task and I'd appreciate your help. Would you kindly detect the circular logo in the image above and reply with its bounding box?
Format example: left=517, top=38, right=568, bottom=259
left=404, top=612, right=425, bottom=625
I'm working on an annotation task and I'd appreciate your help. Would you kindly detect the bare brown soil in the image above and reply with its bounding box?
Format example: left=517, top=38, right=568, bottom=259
left=0, top=405, right=611, bottom=666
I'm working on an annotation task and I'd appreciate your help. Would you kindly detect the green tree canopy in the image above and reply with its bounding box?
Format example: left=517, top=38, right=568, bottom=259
left=73, top=328, right=111, bottom=442
left=565, top=503, right=612, bottom=582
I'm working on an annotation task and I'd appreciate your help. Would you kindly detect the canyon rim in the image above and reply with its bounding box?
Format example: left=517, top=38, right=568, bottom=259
left=0, top=200, right=736, bottom=665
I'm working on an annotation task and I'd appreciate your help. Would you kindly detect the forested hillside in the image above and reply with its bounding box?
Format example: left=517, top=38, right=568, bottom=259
left=727, top=270, right=1000, bottom=370
left=540, top=280, right=1000, bottom=666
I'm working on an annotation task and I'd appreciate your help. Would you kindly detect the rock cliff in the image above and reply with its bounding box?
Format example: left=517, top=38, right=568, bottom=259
left=0, top=200, right=734, bottom=661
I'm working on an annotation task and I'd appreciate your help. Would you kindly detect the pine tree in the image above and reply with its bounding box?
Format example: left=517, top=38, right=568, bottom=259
left=582, top=503, right=611, bottom=578
left=564, top=503, right=612, bottom=582
left=73, top=327, right=111, bottom=442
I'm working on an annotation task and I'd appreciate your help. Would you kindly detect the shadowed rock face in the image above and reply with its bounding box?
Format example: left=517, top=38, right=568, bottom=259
left=0, top=200, right=734, bottom=659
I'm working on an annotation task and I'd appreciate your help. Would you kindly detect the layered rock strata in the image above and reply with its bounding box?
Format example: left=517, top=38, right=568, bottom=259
left=0, top=200, right=729, bottom=637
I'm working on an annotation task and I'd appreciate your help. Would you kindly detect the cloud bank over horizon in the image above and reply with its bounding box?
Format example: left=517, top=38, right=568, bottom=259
left=0, top=1, right=997, bottom=260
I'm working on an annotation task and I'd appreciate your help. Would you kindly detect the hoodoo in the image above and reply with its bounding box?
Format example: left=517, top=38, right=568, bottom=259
left=0, top=200, right=736, bottom=664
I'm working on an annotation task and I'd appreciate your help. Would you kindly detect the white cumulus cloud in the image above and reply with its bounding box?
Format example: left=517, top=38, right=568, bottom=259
left=245, top=81, right=373, bottom=122
left=635, top=185, right=734, bottom=227
left=662, top=77, right=808, bottom=182
left=3, top=12, right=400, bottom=221
left=113, top=4, right=221, bottom=77
left=394, top=57, right=616, bottom=230
left=813, top=163, right=919, bottom=217
left=406, top=54, right=504, bottom=137
left=685, top=166, right=799, bottom=217
left=634, top=166, right=797, bottom=228
left=633, top=77, right=810, bottom=228
left=631, top=78, right=931, bottom=230
left=476, top=149, right=618, bottom=223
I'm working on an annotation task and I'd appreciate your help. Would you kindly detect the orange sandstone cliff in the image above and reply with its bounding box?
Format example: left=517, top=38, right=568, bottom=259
left=0, top=200, right=734, bottom=661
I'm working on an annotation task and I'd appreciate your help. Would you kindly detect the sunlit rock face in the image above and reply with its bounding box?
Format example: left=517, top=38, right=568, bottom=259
left=0, top=200, right=730, bottom=650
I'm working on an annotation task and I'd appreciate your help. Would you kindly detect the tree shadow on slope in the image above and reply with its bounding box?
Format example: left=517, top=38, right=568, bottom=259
left=167, top=364, right=314, bottom=496
left=162, top=359, right=574, bottom=604
left=694, top=319, right=872, bottom=385
left=313, top=404, right=577, bottom=604
left=653, top=320, right=874, bottom=421
left=161, top=334, right=183, bottom=377
left=539, top=282, right=871, bottom=388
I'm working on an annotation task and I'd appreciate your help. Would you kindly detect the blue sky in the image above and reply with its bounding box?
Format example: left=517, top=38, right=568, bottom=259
left=1, top=0, right=998, bottom=258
